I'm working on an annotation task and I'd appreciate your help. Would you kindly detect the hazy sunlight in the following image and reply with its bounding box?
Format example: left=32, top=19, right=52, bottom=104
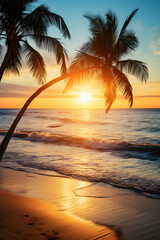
left=78, top=92, right=93, bottom=104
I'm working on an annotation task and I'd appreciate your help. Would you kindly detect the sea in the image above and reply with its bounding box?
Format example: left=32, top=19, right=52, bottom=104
left=0, top=108, right=160, bottom=199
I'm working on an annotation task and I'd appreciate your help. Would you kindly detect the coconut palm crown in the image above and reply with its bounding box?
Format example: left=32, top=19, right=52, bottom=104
left=0, top=0, right=71, bottom=84
left=64, top=9, right=148, bottom=112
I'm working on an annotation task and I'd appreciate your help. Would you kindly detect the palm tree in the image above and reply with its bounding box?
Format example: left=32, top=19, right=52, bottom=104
left=0, top=9, right=148, bottom=161
left=0, top=0, right=71, bottom=84
left=64, top=9, right=148, bottom=112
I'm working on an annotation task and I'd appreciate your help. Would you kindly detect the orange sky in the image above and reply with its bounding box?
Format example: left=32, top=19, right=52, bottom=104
left=0, top=78, right=160, bottom=109
left=0, top=96, right=160, bottom=109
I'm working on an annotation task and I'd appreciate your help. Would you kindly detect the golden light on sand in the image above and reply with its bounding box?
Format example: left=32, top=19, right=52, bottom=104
left=78, top=92, right=93, bottom=104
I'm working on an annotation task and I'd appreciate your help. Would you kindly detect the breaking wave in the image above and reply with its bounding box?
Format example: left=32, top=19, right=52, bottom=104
left=0, top=129, right=160, bottom=160
left=2, top=157, right=160, bottom=199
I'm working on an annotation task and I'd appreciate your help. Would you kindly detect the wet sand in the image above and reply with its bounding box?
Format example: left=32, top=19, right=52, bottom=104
left=0, top=190, right=119, bottom=240
left=0, top=168, right=160, bottom=240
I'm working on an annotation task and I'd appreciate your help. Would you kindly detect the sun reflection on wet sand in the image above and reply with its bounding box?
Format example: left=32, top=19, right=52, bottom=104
left=1, top=167, right=160, bottom=240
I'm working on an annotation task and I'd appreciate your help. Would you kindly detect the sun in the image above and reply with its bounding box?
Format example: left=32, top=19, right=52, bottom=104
left=78, top=92, right=93, bottom=104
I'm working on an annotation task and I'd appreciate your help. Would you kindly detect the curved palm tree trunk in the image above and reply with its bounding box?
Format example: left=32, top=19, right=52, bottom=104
left=0, top=73, right=71, bottom=161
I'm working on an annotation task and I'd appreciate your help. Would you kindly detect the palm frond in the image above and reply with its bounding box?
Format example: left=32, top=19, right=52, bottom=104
left=0, top=44, right=3, bottom=55
left=41, top=8, right=71, bottom=39
left=71, top=51, right=103, bottom=69
left=80, top=39, right=95, bottom=55
left=31, top=35, right=68, bottom=75
left=63, top=76, right=73, bottom=93
left=104, top=80, right=117, bottom=113
left=105, top=9, right=118, bottom=44
left=119, top=9, right=138, bottom=38
left=101, top=66, right=117, bottom=112
left=0, top=0, right=35, bottom=25
left=84, top=12, right=118, bottom=59
left=5, top=43, right=22, bottom=75
left=84, top=15, right=108, bottom=57
left=117, top=59, right=148, bottom=82
left=112, top=9, right=139, bottom=59
left=113, top=67, right=133, bottom=107
left=63, top=67, right=95, bottom=94
left=114, top=30, right=139, bottom=58
left=21, top=0, right=37, bottom=11
left=63, top=50, right=102, bottom=93
left=23, top=41, right=46, bottom=85
left=91, top=36, right=107, bottom=58
left=84, top=14, right=106, bottom=37
left=22, top=5, right=48, bottom=35
left=13, top=0, right=37, bottom=23
left=22, top=4, right=70, bottom=38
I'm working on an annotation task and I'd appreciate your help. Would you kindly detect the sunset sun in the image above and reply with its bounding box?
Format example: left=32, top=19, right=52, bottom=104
left=78, top=92, right=93, bottom=104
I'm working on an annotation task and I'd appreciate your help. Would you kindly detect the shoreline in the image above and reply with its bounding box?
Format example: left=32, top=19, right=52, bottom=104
left=0, top=168, right=160, bottom=240
left=0, top=190, right=118, bottom=240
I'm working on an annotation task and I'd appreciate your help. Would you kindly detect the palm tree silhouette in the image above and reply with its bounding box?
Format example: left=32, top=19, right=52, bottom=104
left=0, top=0, right=70, bottom=83
left=0, top=9, right=148, bottom=161
left=64, top=9, right=148, bottom=112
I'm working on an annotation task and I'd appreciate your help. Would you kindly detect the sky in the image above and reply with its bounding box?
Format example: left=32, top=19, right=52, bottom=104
left=0, top=0, right=160, bottom=109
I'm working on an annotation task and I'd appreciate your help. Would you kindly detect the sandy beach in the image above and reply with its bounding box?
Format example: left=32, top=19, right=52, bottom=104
left=0, top=168, right=120, bottom=240
left=0, top=168, right=160, bottom=240
left=0, top=190, right=119, bottom=240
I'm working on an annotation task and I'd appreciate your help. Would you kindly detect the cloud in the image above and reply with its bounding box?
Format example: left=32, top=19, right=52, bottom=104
left=134, top=95, right=160, bottom=98
left=0, top=83, right=36, bottom=98
left=1, top=83, right=160, bottom=100
left=133, top=20, right=143, bottom=30
left=148, top=80, right=160, bottom=85
left=116, top=95, right=160, bottom=99
left=154, top=51, right=160, bottom=55
left=0, top=83, right=77, bottom=98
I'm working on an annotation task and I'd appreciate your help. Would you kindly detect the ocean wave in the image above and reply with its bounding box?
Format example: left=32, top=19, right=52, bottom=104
left=35, top=115, right=108, bottom=125
left=0, top=129, right=160, bottom=160
left=6, top=160, right=160, bottom=198
left=48, top=125, right=63, bottom=128
left=136, top=127, right=160, bottom=133
left=0, top=111, right=18, bottom=116
left=26, top=111, right=40, bottom=114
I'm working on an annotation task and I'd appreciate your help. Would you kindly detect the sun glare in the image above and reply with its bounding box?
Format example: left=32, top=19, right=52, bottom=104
left=78, top=92, right=92, bottom=104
